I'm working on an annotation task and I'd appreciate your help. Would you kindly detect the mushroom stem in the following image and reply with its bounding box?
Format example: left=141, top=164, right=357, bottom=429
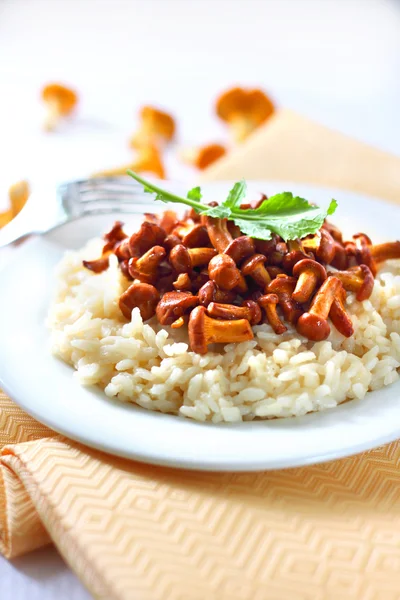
left=309, top=276, right=341, bottom=319
left=229, top=114, right=256, bottom=143
left=241, top=254, right=271, bottom=290
left=188, top=247, right=217, bottom=267
left=296, top=277, right=342, bottom=341
left=188, top=306, right=253, bottom=354
left=292, top=259, right=327, bottom=303
left=204, top=216, right=233, bottom=252
left=370, top=241, right=400, bottom=263
left=207, top=301, right=261, bottom=325
left=329, top=286, right=354, bottom=337
left=257, top=294, right=287, bottom=334
left=44, top=99, right=62, bottom=132
left=267, top=275, right=303, bottom=324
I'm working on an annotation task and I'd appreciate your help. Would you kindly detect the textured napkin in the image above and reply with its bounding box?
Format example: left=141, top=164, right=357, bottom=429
left=1, top=110, right=400, bottom=600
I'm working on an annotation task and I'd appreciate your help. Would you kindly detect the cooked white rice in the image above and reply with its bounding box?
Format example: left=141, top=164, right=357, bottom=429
left=47, top=239, right=400, bottom=423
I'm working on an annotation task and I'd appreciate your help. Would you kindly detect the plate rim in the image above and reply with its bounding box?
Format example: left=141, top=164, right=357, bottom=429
left=0, top=179, right=399, bottom=471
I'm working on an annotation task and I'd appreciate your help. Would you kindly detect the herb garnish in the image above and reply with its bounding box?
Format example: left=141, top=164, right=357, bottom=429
left=127, top=170, right=337, bottom=242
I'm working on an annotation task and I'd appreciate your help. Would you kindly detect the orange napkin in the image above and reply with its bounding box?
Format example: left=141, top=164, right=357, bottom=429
left=2, top=110, right=400, bottom=600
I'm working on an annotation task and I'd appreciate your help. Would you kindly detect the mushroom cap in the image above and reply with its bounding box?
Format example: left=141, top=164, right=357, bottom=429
left=140, top=105, right=176, bottom=141
left=181, top=224, right=210, bottom=248
left=241, top=253, right=266, bottom=275
left=216, top=87, right=275, bottom=125
left=134, top=145, right=165, bottom=179
left=169, top=244, right=192, bottom=273
left=292, top=258, right=327, bottom=281
left=128, top=245, right=166, bottom=283
left=41, top=83, right=78, bottom=114
left=119, top=282, right=159, bottom=321
left=129, top=221, right=166, bottom=257
left=198, top=281, right=218, bottom=306
left=296, top=312, right=331, bottom=341
left=350, top=265, right=375, bottom=301
left=241, top=299, right=262, bottom=325
left=268, top=274, right=297, bottom=295
left=282, top=250, right=312, bottom=271
left=156, top=291, right=198, bottom=325
left=188, top=306, right=208, bottom=354
left=164, top=234, right=182, bottom=252
left=257, top=293, right=279, bottom=308
left=303, top=230, right=336, bottom=264
left=184, top=144, right=226, bottom=170
left=188, top=247, right=217, bottom=267
left=353, top=232, right=373, bottom=246
left=225, top=236, right=256, bottom=264
left=208, top=254, right=241, bottom=290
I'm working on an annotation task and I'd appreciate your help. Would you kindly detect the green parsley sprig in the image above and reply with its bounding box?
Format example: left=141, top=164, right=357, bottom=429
left=127, top=170, right=337, bottom=242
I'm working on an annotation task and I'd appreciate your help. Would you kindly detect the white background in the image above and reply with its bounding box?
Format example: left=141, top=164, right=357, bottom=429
left=0, top=0, right=400, bottom=598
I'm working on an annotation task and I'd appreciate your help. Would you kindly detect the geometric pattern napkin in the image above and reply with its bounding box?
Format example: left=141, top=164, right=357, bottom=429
left=1, top=110, right=400, bottom=599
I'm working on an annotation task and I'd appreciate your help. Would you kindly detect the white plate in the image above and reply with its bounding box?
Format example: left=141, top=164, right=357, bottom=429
left=0, top=181, right=399, bottom=471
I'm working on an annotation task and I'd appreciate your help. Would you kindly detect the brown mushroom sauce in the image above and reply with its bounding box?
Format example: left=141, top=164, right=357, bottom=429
left=83, top=211, right=400, bottom=354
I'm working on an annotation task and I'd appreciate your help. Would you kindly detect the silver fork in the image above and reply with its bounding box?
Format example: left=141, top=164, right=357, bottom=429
left=0, top=177, right=159, bottom=249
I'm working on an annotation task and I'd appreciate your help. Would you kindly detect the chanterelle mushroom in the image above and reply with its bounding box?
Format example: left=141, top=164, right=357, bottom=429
left=92, top=146, right=165, bottom=179
left=9, top=180, right=30, bottom=217
left=215, top=87, right=275, bottom=143
left=41, top=83, right=78, bottom=131
left=0, top=180, right=30, bottom=229
left=188, top=306, right=253, bottom=354
left=130, top=105, right=175, bottom=149
left=180, top=143, right=226, bottom=170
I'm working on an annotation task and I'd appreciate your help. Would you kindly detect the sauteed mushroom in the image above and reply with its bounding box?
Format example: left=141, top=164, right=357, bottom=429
left=83, top=194, right=399, bottom=353
left=188, top=306, right=253, bottom=354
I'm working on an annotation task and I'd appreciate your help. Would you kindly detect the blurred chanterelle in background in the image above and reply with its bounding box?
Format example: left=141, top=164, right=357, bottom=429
left=0, top=180, right=30, bottom=229
left=130, top=105, right=176, bottom=150
left=180, top=143, right=227, bottom=170
left=216, top=87, right=275, bottom=143
left=92, top=145, right=165, bottom=180
left=41, top=83, right=78, bottom=131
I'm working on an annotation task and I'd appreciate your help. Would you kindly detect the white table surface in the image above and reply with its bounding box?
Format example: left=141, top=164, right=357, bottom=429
left=0, top=0, right=400, bottom=598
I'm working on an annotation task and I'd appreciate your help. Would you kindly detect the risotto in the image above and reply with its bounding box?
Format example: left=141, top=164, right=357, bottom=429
left=47, top=239, right=400, bottom=423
